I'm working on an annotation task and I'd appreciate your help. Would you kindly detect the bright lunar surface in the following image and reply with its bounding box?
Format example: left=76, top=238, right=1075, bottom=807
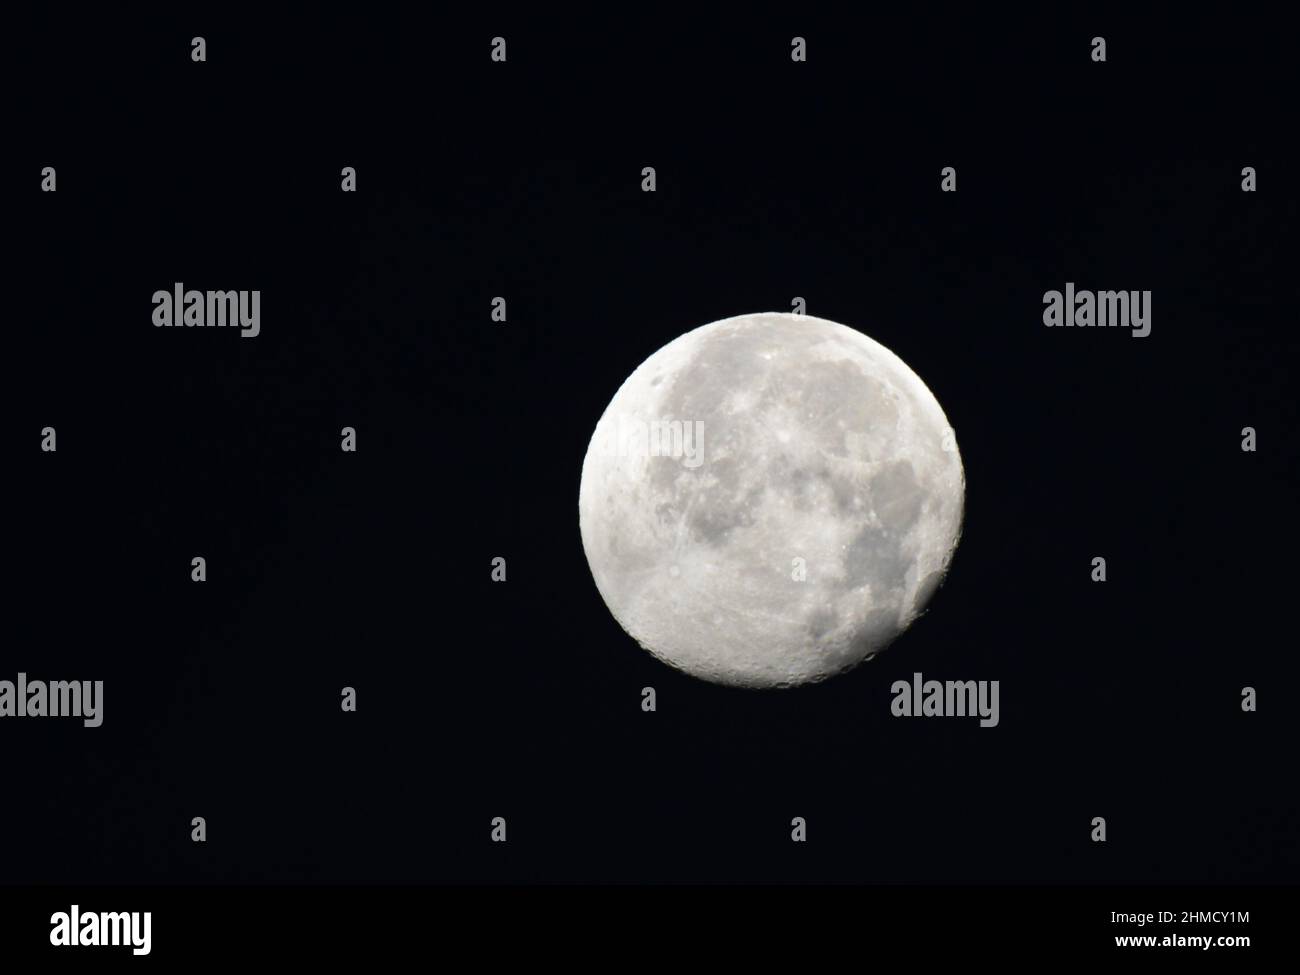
left=578, top=312, right=965, bottom=689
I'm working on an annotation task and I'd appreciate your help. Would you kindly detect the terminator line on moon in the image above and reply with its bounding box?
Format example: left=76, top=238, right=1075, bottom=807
left=578, top=312, right=965, bottom=689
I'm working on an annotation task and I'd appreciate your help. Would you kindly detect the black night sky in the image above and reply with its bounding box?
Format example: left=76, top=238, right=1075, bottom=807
left=9, top=10, right=1297, bottom=888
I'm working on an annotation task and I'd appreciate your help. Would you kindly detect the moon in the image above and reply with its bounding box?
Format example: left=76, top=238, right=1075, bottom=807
left=578, top=312, right=964, bottom=689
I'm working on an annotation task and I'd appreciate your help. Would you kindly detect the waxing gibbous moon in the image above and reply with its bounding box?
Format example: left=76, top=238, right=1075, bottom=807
left=578, top=312, right=964, bottom=689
